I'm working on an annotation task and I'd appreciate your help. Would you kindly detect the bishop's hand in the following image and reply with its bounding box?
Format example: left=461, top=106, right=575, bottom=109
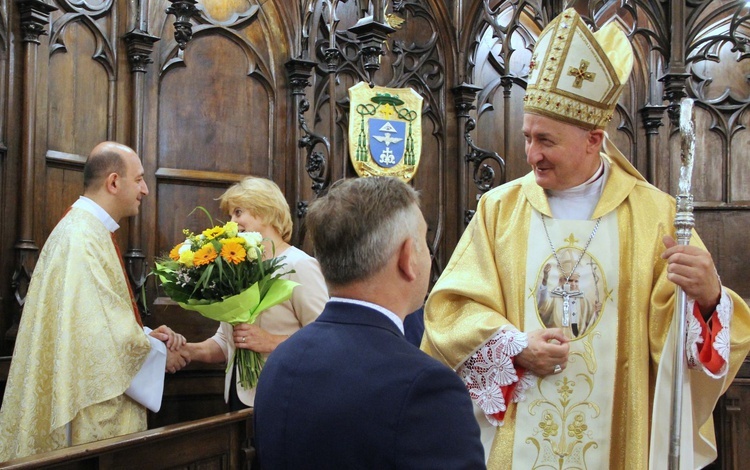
left=661, top=235, right=722, bottom=318
left=515, top=328, right=570, bottom=376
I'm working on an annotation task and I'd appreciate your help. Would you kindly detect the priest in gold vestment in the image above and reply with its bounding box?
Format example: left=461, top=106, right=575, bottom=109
left=423, top=9, right=750, bottom=470
left=0, top=142, right=188, bottom=461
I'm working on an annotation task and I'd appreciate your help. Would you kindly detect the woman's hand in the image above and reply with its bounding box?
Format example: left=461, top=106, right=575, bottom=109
left=233, top=323, right=288, bottom=354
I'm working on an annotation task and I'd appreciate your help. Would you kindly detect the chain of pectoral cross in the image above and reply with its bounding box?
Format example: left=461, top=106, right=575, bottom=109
left=541, top=214, right=602, bottom=327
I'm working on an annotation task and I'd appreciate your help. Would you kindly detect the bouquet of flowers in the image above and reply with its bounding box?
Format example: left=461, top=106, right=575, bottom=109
left=153, top=214, right=297, bottom=389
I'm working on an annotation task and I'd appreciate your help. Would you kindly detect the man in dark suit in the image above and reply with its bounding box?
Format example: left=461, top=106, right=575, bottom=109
left=254, top=176, right=485, bottom=469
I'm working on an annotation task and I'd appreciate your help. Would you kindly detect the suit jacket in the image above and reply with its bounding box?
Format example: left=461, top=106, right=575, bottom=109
left=255, top=301, right=485, bottom=469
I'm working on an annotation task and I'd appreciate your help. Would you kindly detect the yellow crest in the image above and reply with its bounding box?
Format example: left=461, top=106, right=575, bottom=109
left=348, top=82, right=423, bottom=183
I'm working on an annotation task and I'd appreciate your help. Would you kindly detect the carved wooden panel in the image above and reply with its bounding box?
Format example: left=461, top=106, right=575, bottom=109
left=0, top=0, right=746, bottom=464
left=708, top=358, right=750, bottom=469
left=300, top=0, right=456, bottom=270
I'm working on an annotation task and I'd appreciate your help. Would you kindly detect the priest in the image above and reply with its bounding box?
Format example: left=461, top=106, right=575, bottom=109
left=423, top=9, right=750, bottom=469
left=0, top=142, right=187, bottom=460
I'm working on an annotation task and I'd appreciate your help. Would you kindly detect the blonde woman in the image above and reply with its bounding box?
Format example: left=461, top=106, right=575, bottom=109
left=184, top=176, right=328, bottom=409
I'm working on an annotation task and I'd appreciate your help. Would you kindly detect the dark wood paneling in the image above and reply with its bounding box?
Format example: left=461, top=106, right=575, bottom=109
left=156, top=35, right=272, bottom=176
left=149, top=368, right=229, bottom=428
left=695, top=210, right=750, bottom=299
left=152, top=181, right=226, bottom=265
left=708, top=357, right=750, bottom=469
left=46, top=20, right=110, bottom=156
left=0, top=0, right=746, bottom=464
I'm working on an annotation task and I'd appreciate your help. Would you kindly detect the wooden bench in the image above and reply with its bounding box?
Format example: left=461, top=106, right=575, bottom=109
left=0, top=409, right=255, bottom=469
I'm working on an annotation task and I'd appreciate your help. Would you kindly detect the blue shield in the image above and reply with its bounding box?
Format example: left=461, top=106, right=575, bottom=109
left=368, top=119, right=406, bottom=168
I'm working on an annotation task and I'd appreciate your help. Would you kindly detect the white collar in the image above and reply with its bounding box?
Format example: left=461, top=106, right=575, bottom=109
left=546, top=158, right=610, bottom=220
left=328, top=297, right=405, bottom=334
left=72, top=196, right=120, bottom=233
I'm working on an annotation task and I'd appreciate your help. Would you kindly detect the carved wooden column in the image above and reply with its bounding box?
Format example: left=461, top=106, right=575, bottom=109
left=8, top=0, right=57, bottom=343
left=286, top=58, right=328, bottom=244
left=124, top=18, right=159, bottom=313
left=452, top=83, right=482, bottom=227
left=348, top=14, right=395, bottom=86
left=452, top=82, right=505, bottom=227
left=500, top=76, right=514, bottom=160
left=640, top=105, right=667, bottom=185
left=324, top=33, right=341, bottom=182
left=660, top=0, right=690, bottom=126
left=165, top=0, right=197, bottom=50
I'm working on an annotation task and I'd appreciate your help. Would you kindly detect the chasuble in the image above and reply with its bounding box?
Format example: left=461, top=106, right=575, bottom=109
left=423, top=154, right=750, bottom=469
left=0, top=208, right=155, bottom=460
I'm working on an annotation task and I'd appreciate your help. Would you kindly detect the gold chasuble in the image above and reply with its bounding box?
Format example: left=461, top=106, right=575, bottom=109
left=0, top=208, right=151, bottom=460
left=423, top=155, right=750, bottom=469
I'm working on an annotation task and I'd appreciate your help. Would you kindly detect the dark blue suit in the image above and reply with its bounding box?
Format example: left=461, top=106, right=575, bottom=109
left=255, top=301, right=485, bottom=469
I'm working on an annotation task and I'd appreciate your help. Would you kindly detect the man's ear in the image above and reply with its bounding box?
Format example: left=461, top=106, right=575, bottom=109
left=105, top=172, right=119, bottom=195
left=397, top=237, right=417, bottom=282
left=587, top=129, right=605, bottom=153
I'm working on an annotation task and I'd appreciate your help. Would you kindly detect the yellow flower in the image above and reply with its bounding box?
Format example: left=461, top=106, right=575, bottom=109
left=246, top=244, right=262, bottom=260
left=202, top=226, right=225, bottom=240
left=223, top=221, right=239, bottom=238
left=169, top=243, right=184, bottom=261
left=179, top=250, right=195, bottom=267
left=219, top=237, right=245, bottom=245
left=221, top=242, right=246, bottom=264
left=238, top=232, right=264, bottom=248
left=194, top=244, right=218, bottom=266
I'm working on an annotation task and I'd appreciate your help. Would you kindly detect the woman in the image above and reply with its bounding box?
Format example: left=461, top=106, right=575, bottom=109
left=185, top=176, right=328, bottom=409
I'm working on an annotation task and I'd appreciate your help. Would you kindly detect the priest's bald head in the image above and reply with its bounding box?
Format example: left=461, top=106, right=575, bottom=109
left=83, top=141, right=149, bottom=222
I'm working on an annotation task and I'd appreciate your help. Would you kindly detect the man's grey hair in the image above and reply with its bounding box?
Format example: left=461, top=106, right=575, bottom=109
left=306, top=176, right=421, bottom=287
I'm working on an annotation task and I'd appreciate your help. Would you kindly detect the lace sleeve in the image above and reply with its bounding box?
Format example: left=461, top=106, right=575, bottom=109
left=457, top=326, right=537, bottom=426
left=686, top=289, right=731, bottom=378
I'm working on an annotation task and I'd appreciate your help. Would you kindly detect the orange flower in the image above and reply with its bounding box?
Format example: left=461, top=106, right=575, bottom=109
left=221, top=242, right=246, bottom=264
left=169, top=243, right=184, bottom=261
left=194, top=244, right=218, bottom=266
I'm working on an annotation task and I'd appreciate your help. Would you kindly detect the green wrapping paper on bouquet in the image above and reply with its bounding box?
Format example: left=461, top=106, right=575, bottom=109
left=178, top=279, right=298, bottom=388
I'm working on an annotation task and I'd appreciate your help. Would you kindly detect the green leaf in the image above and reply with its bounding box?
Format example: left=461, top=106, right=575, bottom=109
left=189, top=206, right=214, bottom=227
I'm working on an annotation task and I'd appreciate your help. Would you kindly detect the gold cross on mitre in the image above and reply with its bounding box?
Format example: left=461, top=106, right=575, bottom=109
left=568, top=59, right=596, bottom=88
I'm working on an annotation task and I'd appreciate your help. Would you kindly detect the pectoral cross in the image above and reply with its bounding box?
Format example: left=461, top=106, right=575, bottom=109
left=552, top=283, right=583, bottom=327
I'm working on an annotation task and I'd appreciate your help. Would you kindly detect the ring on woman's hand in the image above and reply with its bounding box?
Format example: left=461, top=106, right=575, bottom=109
left=553, top=364, right=562, bottom=374
left=241, top=336, right=246, bottom=343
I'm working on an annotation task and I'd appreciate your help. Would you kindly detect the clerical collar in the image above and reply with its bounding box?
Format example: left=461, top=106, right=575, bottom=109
left=546, top=158, right=609, bottom=220
left=72, top=196, right=120, bottom=233
left=328, top=297, right=405, bottom=334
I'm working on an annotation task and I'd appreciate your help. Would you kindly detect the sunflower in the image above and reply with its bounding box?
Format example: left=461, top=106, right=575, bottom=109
left=202, top=226, right=225, bottom=240
left=169, top=243, right=184, bottom=261
left=221, top=242, right=246, bottom=264
left=194, top=244, right=218, bottom=266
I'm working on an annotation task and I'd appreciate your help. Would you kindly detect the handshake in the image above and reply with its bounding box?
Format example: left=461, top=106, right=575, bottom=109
left=149, top=325, right=192, bottom=374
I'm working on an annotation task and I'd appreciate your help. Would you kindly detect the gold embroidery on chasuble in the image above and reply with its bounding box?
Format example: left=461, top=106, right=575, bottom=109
left=512, top=212, right=620, bottom=469
left=0, top=209, right=150, bottom=460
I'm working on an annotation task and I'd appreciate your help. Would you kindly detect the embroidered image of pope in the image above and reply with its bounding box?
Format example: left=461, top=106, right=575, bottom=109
left=536, top=248, right=603, bottom=339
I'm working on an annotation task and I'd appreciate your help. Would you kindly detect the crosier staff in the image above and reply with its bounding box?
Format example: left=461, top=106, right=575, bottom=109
left=668, top=97, right=695, bottom=470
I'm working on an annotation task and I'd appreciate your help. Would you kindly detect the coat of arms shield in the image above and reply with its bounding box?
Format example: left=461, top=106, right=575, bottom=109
left=348, top=82, right=423, bottom=182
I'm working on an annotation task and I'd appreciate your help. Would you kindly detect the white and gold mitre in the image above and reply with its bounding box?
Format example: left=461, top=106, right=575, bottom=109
left=523, top=8, right=633, bottom=129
